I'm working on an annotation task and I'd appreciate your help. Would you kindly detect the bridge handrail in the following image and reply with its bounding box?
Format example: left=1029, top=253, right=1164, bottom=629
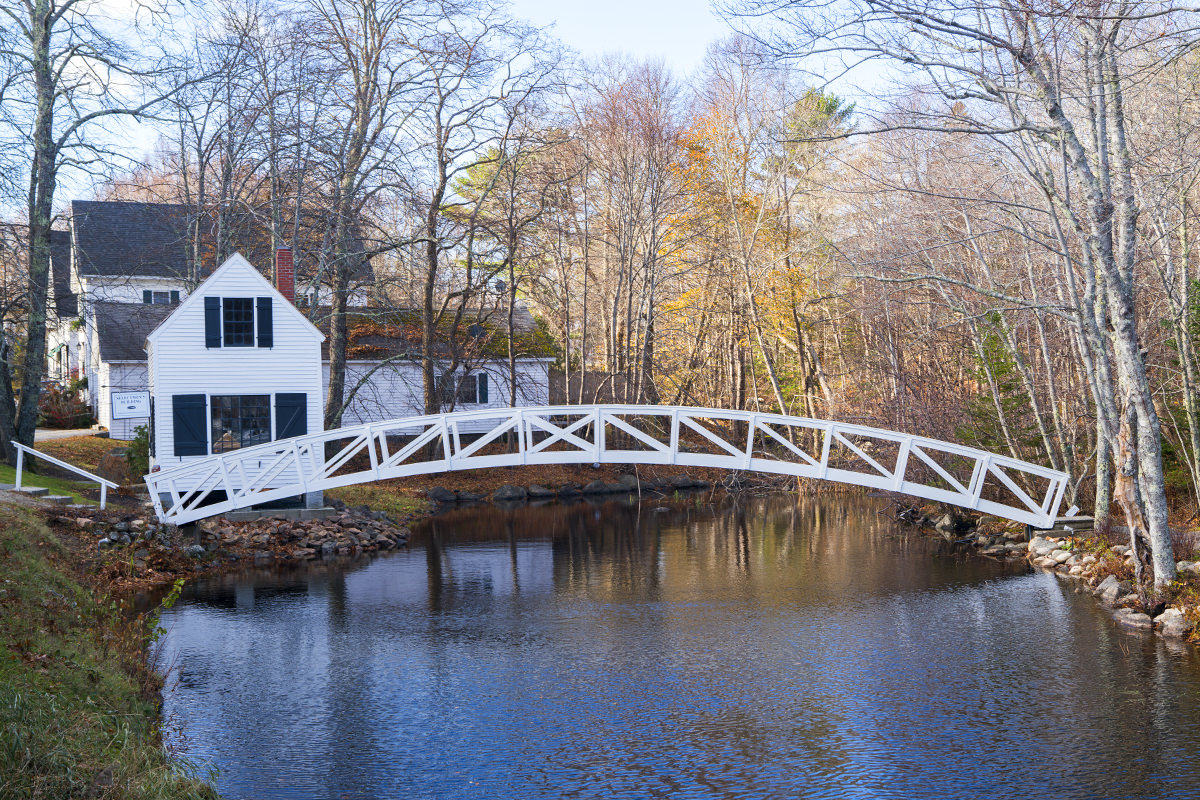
left=143, top=404, right=1071, bottom=527
left=12, top=440, right=119, bottom=509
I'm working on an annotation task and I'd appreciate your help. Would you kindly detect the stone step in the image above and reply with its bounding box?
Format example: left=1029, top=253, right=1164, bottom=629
left=43, top=495, right=73, bottom=505
left=16, top=487, right=48, bottom=497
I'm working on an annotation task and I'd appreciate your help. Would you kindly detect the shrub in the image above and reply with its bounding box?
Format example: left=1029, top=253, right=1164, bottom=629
left=36, top=384, right=95, bottom=429
left=127, top=425, right=151, bottom=479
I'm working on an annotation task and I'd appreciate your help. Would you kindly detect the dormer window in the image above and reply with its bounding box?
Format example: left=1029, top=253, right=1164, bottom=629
left=143, top=290, right=179, bottom=305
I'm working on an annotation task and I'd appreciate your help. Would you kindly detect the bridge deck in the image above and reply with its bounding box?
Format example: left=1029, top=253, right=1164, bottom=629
left=143, top=405, right=1071, bottom=527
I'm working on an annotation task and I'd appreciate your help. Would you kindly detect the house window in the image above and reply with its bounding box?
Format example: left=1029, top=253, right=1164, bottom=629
left=205, top=296, right=272, bottom=348
left=222, top=298, right=255, bottom=346
left=210, top=395, right=270, bottom=453
left=438, top=372, right=488, bottom=406
left=142, top=290, right=179, bottom=304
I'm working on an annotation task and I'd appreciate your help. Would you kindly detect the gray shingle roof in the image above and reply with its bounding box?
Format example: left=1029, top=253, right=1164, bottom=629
left=72, top=200, right=194, bottom=279
left=94, top=301, right=176, bottom=362
left=49, top=229, right=76, bottom=318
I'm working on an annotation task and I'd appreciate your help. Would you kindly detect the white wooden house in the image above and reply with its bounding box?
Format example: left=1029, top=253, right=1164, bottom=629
left=46, top=199, right=556, bottom=448
left=46, top=201, right=196, bottom=438
left=146, top=254, right=324, bottom=469
left=322, top=305, right=553, bottom=429
left=45, top=200, right=372, bottom=438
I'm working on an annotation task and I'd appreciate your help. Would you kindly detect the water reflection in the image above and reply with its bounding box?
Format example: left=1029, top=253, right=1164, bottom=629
left=161, top=495, right=1200, bottom=800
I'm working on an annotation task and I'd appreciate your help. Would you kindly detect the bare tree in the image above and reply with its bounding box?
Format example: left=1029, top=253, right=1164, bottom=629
left=304, top=0, right=420, bottom=428
left=730, top=0, right=1196, bottom=587
left=0, top=0, right=186, bottom=461
left=404, top=0, right=558, bottom=414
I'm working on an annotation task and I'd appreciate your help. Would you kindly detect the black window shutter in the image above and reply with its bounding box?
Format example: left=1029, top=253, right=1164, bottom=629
left=204, top=297, right=221, bottom=348
left=172, top=394, right=208, bottom=456
left=274, top=393, right=307, bottom=440
left=477, top=372, right=488, bottom=404
left=256, top=297, right=273, bottom=348
left=142, top=290, right=152, bottom=304
left=170, top=290, right=180, bottom=303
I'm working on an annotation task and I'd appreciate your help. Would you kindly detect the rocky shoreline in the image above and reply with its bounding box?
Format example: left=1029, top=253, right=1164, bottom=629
left=1023, top=532, right=1197, bottom=637
left=915, top=510, right=1200, bottom=641
left=49, top=502, right=413, bottom=591
left=41, top=469, right=735, bottom=592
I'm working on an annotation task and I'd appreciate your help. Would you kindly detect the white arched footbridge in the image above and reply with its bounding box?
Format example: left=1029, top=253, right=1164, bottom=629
left=144, top=404, right=1071, bottom=528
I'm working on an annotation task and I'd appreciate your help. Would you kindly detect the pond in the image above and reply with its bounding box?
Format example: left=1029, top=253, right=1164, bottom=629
left=159, top=495, right=1200, bottom=799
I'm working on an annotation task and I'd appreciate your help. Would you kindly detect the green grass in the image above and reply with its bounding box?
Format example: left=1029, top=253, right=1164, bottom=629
left=0, top=463, right=97, bottom=505
left=0, top=504, right=217, bottom=799
left=326, top=483, right=430, bottom=520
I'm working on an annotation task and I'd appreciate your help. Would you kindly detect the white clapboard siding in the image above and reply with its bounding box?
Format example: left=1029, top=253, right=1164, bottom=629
left=147, top=254, right=324, bottom=470
left=81, top=276, right=189, bottom=305
left=323, top=359, right=552, bottom=431
left=99, top=362, right=149, bottom=440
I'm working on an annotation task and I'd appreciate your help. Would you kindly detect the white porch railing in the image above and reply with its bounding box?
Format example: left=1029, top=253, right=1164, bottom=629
left=142, top=405, right=1072, bottom=528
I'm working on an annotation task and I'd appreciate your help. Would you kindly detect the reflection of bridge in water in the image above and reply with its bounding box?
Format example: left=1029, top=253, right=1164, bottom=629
left=145, top=404, right=1072, bottom=528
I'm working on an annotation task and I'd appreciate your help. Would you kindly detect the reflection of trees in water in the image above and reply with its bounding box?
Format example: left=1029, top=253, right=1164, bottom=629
left=410, top=495, right=1020, bottom=613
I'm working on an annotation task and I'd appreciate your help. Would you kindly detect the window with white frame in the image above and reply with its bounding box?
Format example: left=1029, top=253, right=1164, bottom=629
left=142, top=290, right=179, bottom=304
left=222, top=298, right=254, bottom=346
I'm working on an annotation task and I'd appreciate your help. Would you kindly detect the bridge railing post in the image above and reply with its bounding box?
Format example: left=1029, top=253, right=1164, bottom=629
left=596, top=407, right=606, bottom=463
left=669, top=409, right=680, bottom=465
left=517, top=409, right=527, bottom=465
left=743, top=415, right=756, bottom=470
left=892, top=438, right=912, bottom=491
left=818, top=423, right=833, bottom=479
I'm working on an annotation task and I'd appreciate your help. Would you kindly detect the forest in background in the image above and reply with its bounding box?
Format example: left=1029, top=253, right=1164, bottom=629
left=1, top=0, right=1198, bottom=587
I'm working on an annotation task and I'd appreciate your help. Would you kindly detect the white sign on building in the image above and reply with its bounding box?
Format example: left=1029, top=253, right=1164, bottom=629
left=111, top=391, right=151, bottom=420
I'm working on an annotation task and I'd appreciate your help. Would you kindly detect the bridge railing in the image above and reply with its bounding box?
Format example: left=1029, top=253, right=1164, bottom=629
left=12, top=441, right=119, bottom=509
left=143, top=405, right=1070, bottom=528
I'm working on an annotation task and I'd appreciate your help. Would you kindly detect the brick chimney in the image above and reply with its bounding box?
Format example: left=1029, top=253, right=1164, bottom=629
left=274, top=247, right=295, bottom=304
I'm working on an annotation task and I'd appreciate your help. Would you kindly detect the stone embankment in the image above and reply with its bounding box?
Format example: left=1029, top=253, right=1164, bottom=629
left=1023, top=533, right=1197, bottom=637
left=204, top=509, right=410, bottom=561
left=52, top=504, right=411, bottom=589
left=919, top=507, right=1200, bottom=640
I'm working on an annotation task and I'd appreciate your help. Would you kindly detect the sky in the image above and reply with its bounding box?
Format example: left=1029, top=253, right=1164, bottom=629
left=87, top=0, right=734, bottom=196
left=67, top=0, right=739, bottom=203
left=506, top=0, right=732, bottom=80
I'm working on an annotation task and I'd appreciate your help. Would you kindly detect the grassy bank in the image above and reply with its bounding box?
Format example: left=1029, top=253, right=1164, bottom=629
left=0, top=463, right=97, bottom=505
left=35, top=435, right=115, bottom=474
left=0, top=503, right=215, bottom=799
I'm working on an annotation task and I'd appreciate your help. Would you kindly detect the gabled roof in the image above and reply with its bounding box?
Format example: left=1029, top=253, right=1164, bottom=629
left=146, top=252, right=325, bottom=345
left=71, top=200, right=195, bottom=279
left=49, top=229, right=76, bottom=318
left=95, top=301, right=176, bottom=361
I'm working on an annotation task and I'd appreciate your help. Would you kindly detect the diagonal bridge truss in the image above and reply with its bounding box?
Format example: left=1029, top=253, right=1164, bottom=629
left=144, top=405, right=1071, bottom=528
